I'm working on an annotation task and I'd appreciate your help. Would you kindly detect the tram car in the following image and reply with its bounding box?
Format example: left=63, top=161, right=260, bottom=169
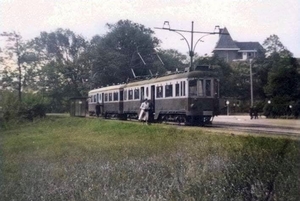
left=88, top=68, right=220, bottom=126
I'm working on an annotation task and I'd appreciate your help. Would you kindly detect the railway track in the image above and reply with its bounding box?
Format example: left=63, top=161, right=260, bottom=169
left=210, top=116, right=300, bottom=139
left=88, top=114, right=300, bottom=139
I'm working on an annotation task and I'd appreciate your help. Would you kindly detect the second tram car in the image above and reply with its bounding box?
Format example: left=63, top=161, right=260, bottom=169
left=88, top=68, right=219, bottom=126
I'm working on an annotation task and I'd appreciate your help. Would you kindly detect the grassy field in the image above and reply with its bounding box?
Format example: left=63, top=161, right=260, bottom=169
left=0, top=116, right=299, bottom=201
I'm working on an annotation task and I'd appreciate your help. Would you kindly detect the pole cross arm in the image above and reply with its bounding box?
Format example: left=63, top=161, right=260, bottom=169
left=154, top=22, right=226, bottom=71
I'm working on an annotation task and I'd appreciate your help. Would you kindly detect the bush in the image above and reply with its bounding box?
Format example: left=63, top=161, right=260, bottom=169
left=263, top=96, right=299, bottom=119
left=0, top=91, right=47, bottom=128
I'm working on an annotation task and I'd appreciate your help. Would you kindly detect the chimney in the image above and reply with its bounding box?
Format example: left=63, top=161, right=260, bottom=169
left=219, top=28, right=223, bottom=38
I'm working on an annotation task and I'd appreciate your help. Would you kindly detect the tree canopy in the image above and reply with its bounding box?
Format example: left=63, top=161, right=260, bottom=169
left=1, top=21, right=299, bottom=117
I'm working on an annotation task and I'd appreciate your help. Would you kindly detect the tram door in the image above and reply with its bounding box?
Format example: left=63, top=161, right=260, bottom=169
left=101, top=93, right=104, bottom=115
left=141, top=87, right=145, bottom=102
left=119, top=90, right=124, bottom=113
left=151, top=85, right=155, bottom=114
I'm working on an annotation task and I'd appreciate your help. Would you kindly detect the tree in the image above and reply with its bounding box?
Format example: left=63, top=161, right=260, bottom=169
left=0, top=32, right=39, bottom=102
left=32, top=29, right=90, bottom=112
left=263, top=34, right=292, bottom=57
left=94, top=20, right=160, bottom=83
left=264, top=57, right=300, bottom=99
left=154, top=49, right=188, bottom=74
left=195, top=56, right=236, bottom=98
left=263, top=56, right=300, bottom=117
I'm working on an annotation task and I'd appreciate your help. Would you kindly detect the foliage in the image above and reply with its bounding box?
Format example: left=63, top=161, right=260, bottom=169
left=0, top=90, right=20, bottom=124
left=195, top=56, right=236, bottom=98
left=154, top=49, right=188, bottom=73
left=37, top=28, right=89, bottom=96
left=264, top=57, right=300, bottom=99
left=0, top=32, right=40, bottom=101
left=193, top=34, right=300, bottom=117
left=2, top=23, right=300, bottom=115
left=263, top=34, right=292, bottom=57
left=89, top=20, right=160, bottom=88
left=0, top=90, right=47, bottom=128
left=261, top=56, right=300, bottom=118
left=263, top=97, right=300, bottom=119
left=0, top=117, right=299, bottom=200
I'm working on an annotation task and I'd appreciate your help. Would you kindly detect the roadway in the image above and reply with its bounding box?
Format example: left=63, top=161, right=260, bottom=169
left=211, top=115, right=300, bottom=139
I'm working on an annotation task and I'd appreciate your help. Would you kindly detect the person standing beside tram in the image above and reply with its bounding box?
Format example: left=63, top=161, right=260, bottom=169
left=138, top=99, right=150, bottom=123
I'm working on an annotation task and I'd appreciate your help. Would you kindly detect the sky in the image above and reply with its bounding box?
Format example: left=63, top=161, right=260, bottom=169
left=1, top=0, right=300, bottom=57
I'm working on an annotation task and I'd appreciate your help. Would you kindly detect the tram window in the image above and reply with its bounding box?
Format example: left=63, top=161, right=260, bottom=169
left=104, top=93, right=108, bottom=102
left=120, top=91, right=123, bottom=101
left=124, top=90, right=127, bottom=100
left=134, top=88, right=139, bottom=99
left=109, top=93, right=112, bottom=101
left=205, top=80, right=211, bottom=97
left=180, top=82, right=183, bottom=96
left=156, top=86, right=163, bottom=98
left=214, top=79, right=219, bottom=98
left=97, top=93, right=99, bottom=102
left=113, top=92, right=118, bottom=101
left=128, top=90, right=133, bottom=100
left=181, top=81, right=186, bottom=96
left=175, top=83, right=180, bottom=96
left=94, top=95, right=97, bottom=102
left=165, top=84, right=173, bottom=97
left=198, top=79, right=204, bottom=96
left=100, top=94, right=102, bottom=102
left=146, top=87, right=149, bottom=97
left=189, top=80, right=197, bottom=96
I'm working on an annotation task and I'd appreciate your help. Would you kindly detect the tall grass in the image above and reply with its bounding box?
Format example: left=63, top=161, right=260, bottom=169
left=0, top=116, right=299, bottom=200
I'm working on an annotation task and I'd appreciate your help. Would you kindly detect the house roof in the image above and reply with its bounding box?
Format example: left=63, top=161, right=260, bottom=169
left=214, top=27, right=239, bottom=50
left=235, top=42, right=264, bottom=51
left=213, top=28, right=265, bottom=52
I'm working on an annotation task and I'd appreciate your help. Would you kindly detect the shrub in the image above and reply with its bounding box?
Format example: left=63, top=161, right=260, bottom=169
left=0, top=91, right=47, bottom=128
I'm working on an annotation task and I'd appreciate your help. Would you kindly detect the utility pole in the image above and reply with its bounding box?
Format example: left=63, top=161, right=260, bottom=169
left=190, top=21, right=194, bottom=70
left=155, top=21, right=224, bottom=71
left=249, top=59, right=254, bottom=107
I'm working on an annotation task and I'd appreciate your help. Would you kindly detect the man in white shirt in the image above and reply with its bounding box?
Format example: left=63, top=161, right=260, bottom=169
left=138, top=99, right=150, bottom=122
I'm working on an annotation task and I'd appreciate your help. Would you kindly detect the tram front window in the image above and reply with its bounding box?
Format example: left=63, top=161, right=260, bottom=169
left=189, top=80, right=197, bottom=96
left=189, top=79, right=212, bottom=97
left=206, top=80, right=211, bottom=97
left=198, top=79, right=204, bottom=96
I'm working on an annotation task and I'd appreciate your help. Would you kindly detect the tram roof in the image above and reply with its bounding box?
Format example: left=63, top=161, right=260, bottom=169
left=89, top=84, right=126, bottom=93
left=125, top=70, right=217, bottom=87
left=89, top=70, right=217, bottom=92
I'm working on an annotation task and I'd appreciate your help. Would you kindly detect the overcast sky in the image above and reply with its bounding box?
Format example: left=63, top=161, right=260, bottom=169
left=1, top=0, right=299, bottom=57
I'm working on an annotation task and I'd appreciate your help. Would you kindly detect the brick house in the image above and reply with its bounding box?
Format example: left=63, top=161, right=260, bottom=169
left=213, top=28, right=265, bottom=62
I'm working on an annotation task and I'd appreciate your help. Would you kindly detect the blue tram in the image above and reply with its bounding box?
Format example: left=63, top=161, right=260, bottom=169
left=88, top=69, right=219, bottom=126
